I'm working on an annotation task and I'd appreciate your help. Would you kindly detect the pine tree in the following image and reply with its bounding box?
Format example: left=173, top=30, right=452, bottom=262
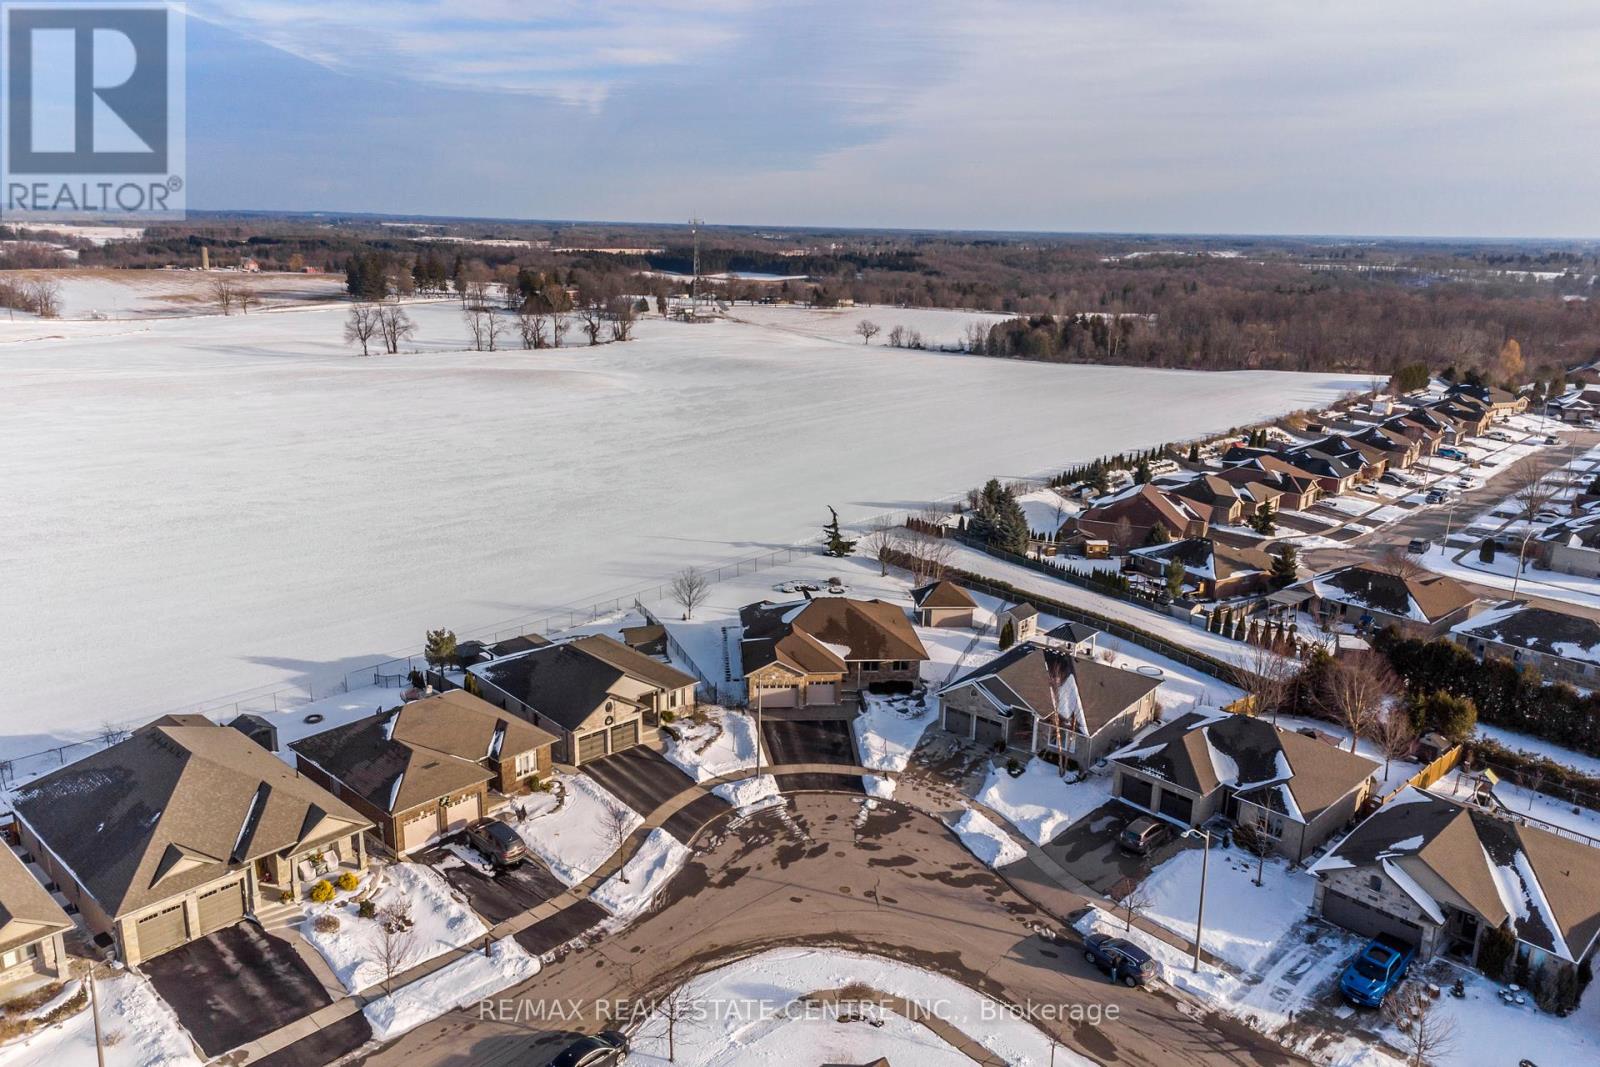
left=998, top=620, right=1016, bottom=650
left=1144, top=523, right=1171, bottom=546
left=822, top=506, right=857, bottom=557
left=1134, top=458, right=1152, bottom=485
left=1164, top=558, right=1186, bottom=599
left=1270, top=544, right=1298, bottom=589
left=1251, top=501, right=1277, bottom=535
left=1187, top=442, right=1201, bottom=464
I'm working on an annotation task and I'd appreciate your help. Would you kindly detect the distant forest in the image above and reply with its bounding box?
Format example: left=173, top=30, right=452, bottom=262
left=7, top=215, right=1600, bottom=381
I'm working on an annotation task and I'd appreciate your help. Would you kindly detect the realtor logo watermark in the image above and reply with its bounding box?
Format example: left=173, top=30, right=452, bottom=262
left=2, top=1, right=185, bottom=219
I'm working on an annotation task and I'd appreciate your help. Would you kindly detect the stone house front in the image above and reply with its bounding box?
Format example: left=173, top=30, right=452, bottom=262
left=0, top=844, right=72, bottom=993
left=740, top=597, right=929, bottom=706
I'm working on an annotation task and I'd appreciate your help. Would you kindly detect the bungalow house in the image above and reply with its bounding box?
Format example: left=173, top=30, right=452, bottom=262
left=1450, top=602, right=1600, bottom=686
left=0, top=847, right=72, bottom=992
left=1301, top=563, right=1481, bottom=638
left=1170, top=475, right=1247, bottom=527
left=1110, top=710, right=1379, bottom=862
left=910, top=580, right=978, bottom=629
left=1074, top=483, right=1207, bottom=549
left=1354, top=424, right=1422, bottom=470
left=12, top=716, right=371, bottom=964
left=1243, top=456, right=1330, bottom=508
left=1433, top=397, right=1493, bottom=437
left=291, top=691, right=558, bottom=854
left=1549, top=388, right=1599, bottom=424
left=1042, top=621, right=1101, bottom=655
left=1282, top=446, right=1367, bottom=494
left=1450, top=383, right=1528, bottom=418
left=1535, top=512, right=1600, bottom=579
left=1215, top=464, right=1317, bottom=512
left=470, top=635, right=696, bottom=766
left=1379, top=414, right=1443, bottom=458
left=740, top=597, right=929, bottom=707
left=938, top=642, right=1161, bottom=768
left=1127, top=537, right=1277, bottom=601
left=999, top=602, right=1039, bottom=643
left=1310, top=788, right=1600, bottom=981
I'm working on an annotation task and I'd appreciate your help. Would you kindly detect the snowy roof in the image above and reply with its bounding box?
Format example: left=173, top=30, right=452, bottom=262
left=940, top=641, right=1159, bottom=737
left=1305, top=564, right=1477, bottom=623
left=910, top=579, right=978, bottom=611
left=1451, top=603, right=1600, bottom=666
left=1111, top=711, right=1377, bottom=823
left=1313, top=788, right=1600, bottom=962
left=473, top=633, right=697, bottom=729
left=740, top=597, right=928, bottom=677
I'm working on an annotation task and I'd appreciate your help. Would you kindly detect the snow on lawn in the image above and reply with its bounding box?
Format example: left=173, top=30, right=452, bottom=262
left=302, top=862, right=488, bottom=994
left=863, top=775, right=896, bottom=798
left=1, top=295, right=1362, bottom=743
left=1476, top=723, right=1600, bottom=778
left=948, top=808, right=1026, bottom=869
left=712, top=774, right=784, bottom=815
left=854, top=693, right=934, bottom=772
left=512, top=773, right=641, bottom=885
left=363, top=938, right=540, bottom=1042
left=1137, top=846, right=1316, bottom=972
left=1432, top=768, right=1600, bottom=842
left=977, top=759, right=1112, bottom=846
left=619, top=946, right=1093, bottom=1066
left=1073, top=906, right=1238, bottom=1002
left=1017, top=486, right=1080, bottom=536
left=663, top=706, right=759, bottom=783
left=589, top=829, right=692, bottom=922
left=1421, top=542, right=1600, bottom=609
left=0, top=971, right=200, bottom=1067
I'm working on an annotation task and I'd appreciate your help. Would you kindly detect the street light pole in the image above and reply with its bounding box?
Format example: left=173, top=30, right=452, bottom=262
left=1182, top=827, right=1211, bottom=972
left=754, top=688, right=764, bottom=779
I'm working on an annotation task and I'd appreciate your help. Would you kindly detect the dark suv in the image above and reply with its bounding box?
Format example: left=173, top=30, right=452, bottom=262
left=549, top=1031, right=629, bottom=1067
left=1083, top=932, right=1158, bottom=987
left=1117, top=817, right=1169, bottom=855
left=462, top=818, right=527, bottom=868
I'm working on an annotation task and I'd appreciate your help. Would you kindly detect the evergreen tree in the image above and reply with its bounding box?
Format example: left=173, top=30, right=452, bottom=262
left=1164, top=558, right=1186, bottom=599
left=1480, top=538, right=1497, bottom=563
left=1187, top=442, right=1201, bottom=464
left=1089, top=464, right=1110, bottom=494
left=1251, top=501, right=1277, bottom=535
left=821, top=506, right=857, bottom=557
left=998, top=620, right=1016, bottom=650
left=424, top=628, right=457, bottom=680
left=1270, top=544, right=1299, bottom=589
left=1134, top=458, right=1152, bottom=485
left=1144, top=523, right=1171, bottom=546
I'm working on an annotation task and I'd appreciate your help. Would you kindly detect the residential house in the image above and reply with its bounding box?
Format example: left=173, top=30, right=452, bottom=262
left=740, top=597, right=929, bottom=707
left=1073, top=483, right=1208, bottom=548
left=1282, top=445, right=1367, bottom=494
left=999, top=603, right=1039, bottom=643
left=1170, top=475, right=1247, bottom=527
left=1379, top=414, right=1443, bottom=458
left=1215, top=463, right=1317, bottom=512
left=938, top=642, right=1161, bottom=768
left=1301, top=563, right=1481, bottom=638
left=1535, top=512, right=1600, bottom=579
left=1127, top=537, right=1277, bottom=601
left=1354, top=424, right=1422, bottom=470
left=619, top=623, right=668, bottom=658
left=1242, top=457, right=1330, bottom=508
left=12, top=716, right=371, bottom=964
left=471, top=634, right=697, bottom=766
left=291, top=691, right=558, bottom=854
left=1110, top=710, right=1379, bottom=862
left=1310, top=788, right=1600, bottom=980
left=1042, top=621, right=1101, bottom=655
left=0, top=846, right=72, bottom=991
left=910, top=580, right=979, bottom=628
left=1450, top=602, right=1600, bottom=686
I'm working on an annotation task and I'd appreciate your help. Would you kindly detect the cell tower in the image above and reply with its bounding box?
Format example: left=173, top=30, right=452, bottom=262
left=688, top=216, right=704, bottom=309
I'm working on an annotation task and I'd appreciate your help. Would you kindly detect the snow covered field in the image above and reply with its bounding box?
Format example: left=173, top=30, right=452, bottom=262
left=1137, top=846, right=1316, bottom=972
left=0, top=298, right=1363, bottom=750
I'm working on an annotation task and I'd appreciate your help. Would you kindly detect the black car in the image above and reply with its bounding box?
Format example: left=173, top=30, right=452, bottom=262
left=548, top=1031, right=629, bottom=1067
left=1083, top=932, right=1158, bottom=987
left=462, top=818, right=527, bottom=868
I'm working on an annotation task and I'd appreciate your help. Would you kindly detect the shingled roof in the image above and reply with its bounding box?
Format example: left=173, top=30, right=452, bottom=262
left=290, top=691, right=556, bottom=814
left=1451, top=603, right=1600, bottom=667
left=910, top=580, right=978, bottom=611
left=740, top=597, right=928, bottom=676
left=940, top=642, right=1160, bottom=737
left=1112, top=711, right=1378, bottom=822
left=13, top=720, right=370, bottom=919
left=1308, top=564, right=1477, bottom=623
left=1312, top=788, right=1600, bottom=962
left=471, top=634, right=696, bottom=731
left=0, top=847, right=72, bottom=956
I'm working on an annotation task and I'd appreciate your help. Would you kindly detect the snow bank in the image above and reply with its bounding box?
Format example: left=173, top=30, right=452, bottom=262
left=0, top=971, right=200, bottom=1067
left=513, top=773, right=642, bottom=885
left=590, top=829, right=692, bottom=922
left=862, top=775, right=897, bottom=798
left=853, top=694, right=934, bottom=772
left=663, top=707, right=760, bottom=783
left=977, top=760, right=1112, bottom=846
left=363, top=939, right=540, bottom=1042
left=302, top=862, right=488, bottom=994
left=948, top=808, right=1026, bottom=869
left=712, top=774, right=783, bottom=815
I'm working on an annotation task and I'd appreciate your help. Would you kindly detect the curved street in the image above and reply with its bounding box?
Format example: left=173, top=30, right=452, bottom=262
left=354, top=792, right=1302, bottom=1067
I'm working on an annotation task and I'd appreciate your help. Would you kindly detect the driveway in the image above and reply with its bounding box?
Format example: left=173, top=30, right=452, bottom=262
left=1042, top=801, right=1184, bottom=895
left=761, top=717, right=857, bottom=765
left=428, top=846, right=568, bottom=925
left=581, top=746, right=730, bottom=843
left=142, top=921, right=333, bottom=1058
left=253, top=1013, right=373, bottom=1067
left=513, top=899, right=609, bottom=957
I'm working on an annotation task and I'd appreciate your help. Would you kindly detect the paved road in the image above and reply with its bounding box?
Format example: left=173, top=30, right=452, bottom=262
left=355, top=793, right=1304, bottom=1067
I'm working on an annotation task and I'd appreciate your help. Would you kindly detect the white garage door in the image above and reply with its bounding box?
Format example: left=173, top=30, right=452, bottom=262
left=135, top=904, right=189, bottom=959
left=443, top=794, right=481, bottom=834
left=806, top=683, right=837, bottom=706
left=401, top=810, right=437, bottom=854
left=757, top=685, right=797, bottom=708
left=197, top=881, right=246, bottom=935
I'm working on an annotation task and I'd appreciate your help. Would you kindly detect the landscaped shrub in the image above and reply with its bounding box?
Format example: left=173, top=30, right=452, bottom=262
left=278, top=889, right=293, bottom=905
left=336, top=870, right=360, bottom=892
left=660, top=709, right=676, bottom=724
left=1477, top=921, right=1516, bottom=981
left=313, top=914, right=341, bottom=935
left=308, top=879, right=336, bottom=904
left=358, top=899, right=377, bottom=920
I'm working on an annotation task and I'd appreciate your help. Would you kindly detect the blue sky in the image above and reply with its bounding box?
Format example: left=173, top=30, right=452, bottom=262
left=184, top=1, right=1600, bottom=236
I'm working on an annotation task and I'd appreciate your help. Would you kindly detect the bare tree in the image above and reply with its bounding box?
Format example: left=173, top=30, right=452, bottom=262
left=485, top=310, right=506, bottom=352
left=601, top=802, right=636, bottom=882
left=863, top=521, right=901, bottom=576
left=1374, top=707, right=1418, bottom=779
left=1112, top=876, right=1153, bottom=932
left=463, top=309, right=488, bottom=351
left=235, top=284, right=257, bottom=314
left=368, top=902, right=417, bottom=994
left=607, top=298, right=637, bottom=341
left=550, top=312, right=570, bottom=348
left=578, top=305, right=605, bottom=346
left=886, top=325, right=906, bottom=348
left=670, top=568, right=710, bottom=620
left=650, top=986, right=698, bottom=1063
left=378, top=304, right=416, bottom=354
left=1505, top=455, right=1560, bottom=596
left=344, top=303, right=381, bottom=356
left=1318, top=652, right=1397, bottom=752
left=1376, top=545, right=1428, bottom=582
left=963, top=320, right=989, bottom=354
left=1386, top=981, right=1457, bottom=1067
left=517, top=311, right=548, bottom=350
left=99, top=720, right=130, bottom=747
left=210, top=276, right=236, bottom=315
left=1229, top=642, right=1298, bottom=724
left=25, top=278, right=62, bottom=318
left=854, top=319, right=880, bottom=345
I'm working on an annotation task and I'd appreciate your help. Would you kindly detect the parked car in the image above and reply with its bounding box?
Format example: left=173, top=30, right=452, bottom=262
left=1339, top=934, right=1416, bottom=1007
left=1439, top=447, right=1467, bottom=460
left=1117, top=817, right=1170, bottom=855
left=462, top=818, right=527, bottom=868
left=1356, top=484, right=1379, bottom=495
left=1406, top=538, right=1429, bottom=554
left=1544, top=435, right=1559, bottom=445
left=1425, top=489, right=1448, bottom=504
left=548, top=1031, right=630, bottom=1067
left=1083, top=932, right=1158, bottom=987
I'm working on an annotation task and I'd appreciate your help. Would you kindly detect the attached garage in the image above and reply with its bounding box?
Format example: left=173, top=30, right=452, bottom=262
left=196, top=881, right=246, bottom=936
left=805, top=683, right=837, bottom=706
left=943, top=708, right=974, bottom=739
left=1120, top=776, right=1154, bottom=810
left=1321, top=891, right=1424, bottom=947
left=400, top=809, right=436, bottom=854
left=135, top=904, right=189, bottom=960
left=576, top=729, right=609, bottom=765
left=975, top=715, right=1010, bottom=747
left=755, top=685, right=797, bottom=708
left=1158, top=789, right=1194, bottom=825
left=442, top=793, right=481, bottom=834
left=608, top=719, right=640, bottom=753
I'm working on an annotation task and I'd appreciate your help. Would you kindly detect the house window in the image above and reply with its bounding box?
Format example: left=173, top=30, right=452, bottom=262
left=860, top=661, right=880, bottom=671
left=513, top=751, right=537, bottom=778
left=891, top=661, right=909, bottom=671
left=1368, top=874, right=1382, bottom=892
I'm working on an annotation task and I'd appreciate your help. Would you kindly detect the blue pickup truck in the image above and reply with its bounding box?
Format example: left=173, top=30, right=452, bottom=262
left=1339, top=934, right=1416, bottom=1007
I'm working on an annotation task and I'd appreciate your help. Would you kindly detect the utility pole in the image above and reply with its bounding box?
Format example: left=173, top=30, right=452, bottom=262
left=753, top=687, right=764, bottom=779
left=1182, top=827, right=1211, bottom=972
left=89, top=959, right=107, bottom=1067
left=688, top=216, right=703, bottom=311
